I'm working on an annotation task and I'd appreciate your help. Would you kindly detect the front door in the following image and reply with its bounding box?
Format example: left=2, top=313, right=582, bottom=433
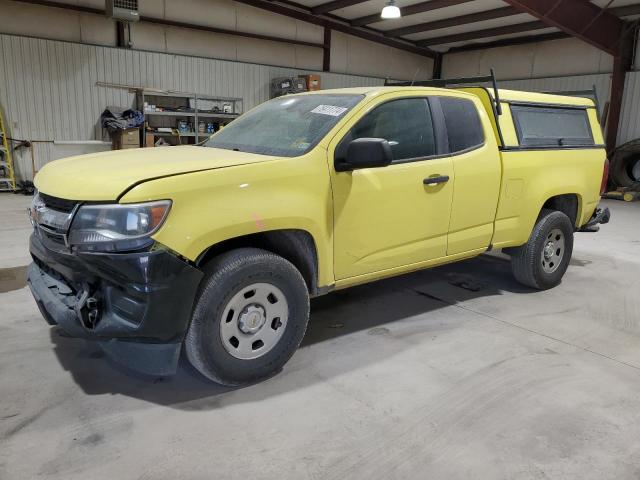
left=330, top=95, right=454, bottom=280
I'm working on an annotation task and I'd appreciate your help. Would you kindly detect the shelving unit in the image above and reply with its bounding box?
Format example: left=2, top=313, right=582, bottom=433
left=137, top=90, right=242, bottom=146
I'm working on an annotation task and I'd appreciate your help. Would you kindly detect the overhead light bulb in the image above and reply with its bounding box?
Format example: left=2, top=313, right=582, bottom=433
left=381, top=0, right=401, bottom=19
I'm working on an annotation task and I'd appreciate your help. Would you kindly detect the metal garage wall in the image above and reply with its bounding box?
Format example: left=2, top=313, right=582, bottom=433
left=499, top=73, right=612, bottom=116
left=0, top=33, right=384, bottom=181
left=618, top=71, right=640, bottom=146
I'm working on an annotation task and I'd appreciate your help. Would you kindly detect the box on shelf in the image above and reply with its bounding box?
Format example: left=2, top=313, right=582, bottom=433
left=113, top=128, right=140, bottom=149
left=271, top=77, right=307, bottom=98
left=301, top=74, right=321, bottom=91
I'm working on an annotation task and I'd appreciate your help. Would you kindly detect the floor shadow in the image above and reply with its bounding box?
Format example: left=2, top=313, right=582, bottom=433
left=49, top=253, right=536, bottom=410
left=569, top=257, right=593, bottom=267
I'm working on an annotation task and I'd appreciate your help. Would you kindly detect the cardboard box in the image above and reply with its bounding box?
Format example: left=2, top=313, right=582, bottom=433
left=113, top=128, right=140, bottom=149
left=145, top=132, right=155, bottom=148
left=301, top=74, right=321, bottom=91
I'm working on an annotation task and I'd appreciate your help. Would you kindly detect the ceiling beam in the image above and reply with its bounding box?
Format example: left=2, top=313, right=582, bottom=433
left=350, top=0, right=473, bottom=27
left=436, top=4, right=640, bottom=52
left=312, top=0, right=368, bottom=15
left=501, top=0, right=626, bottom=56
left=384, top=6, right=519, bottom=37
left=234, top=0, right=437, bottom=57
left=416, top=3, right=640, bottom=49
left=323, top=26, right=331, bottom=71
left=417, top=20, right=547, bottom=46
left=446, top=31, right=568, bottom=53
left=610, top=4, right=640, bottom=17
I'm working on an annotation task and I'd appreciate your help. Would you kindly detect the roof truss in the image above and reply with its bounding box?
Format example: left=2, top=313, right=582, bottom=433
left=350, top=0, right=474, bottom=27
left=502, top=0, right=627, bottom=56
left=383, top=6, right=519, bottom=37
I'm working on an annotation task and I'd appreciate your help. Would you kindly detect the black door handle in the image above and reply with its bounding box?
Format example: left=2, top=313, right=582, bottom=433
left=423, top=175, right=449, bottom=185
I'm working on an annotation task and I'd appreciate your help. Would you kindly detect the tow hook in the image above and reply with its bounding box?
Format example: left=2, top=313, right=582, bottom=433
left=74, top=287, right=102, bottom=329
left=579, top=207, right=611, bottom=232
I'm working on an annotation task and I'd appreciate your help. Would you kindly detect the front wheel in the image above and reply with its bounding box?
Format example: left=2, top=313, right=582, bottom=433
left=185, top=248, right=310, bottom=385
left=510, top=209, right=574, bottom=290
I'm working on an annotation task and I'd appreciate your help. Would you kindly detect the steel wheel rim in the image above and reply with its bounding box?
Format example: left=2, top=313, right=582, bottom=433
left=541, top=228, right=565, bottom=274
left=219, top=282, right=289, bottom=360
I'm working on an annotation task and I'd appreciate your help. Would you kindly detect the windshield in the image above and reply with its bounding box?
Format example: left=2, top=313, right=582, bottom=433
left=204, top=94, right=364, bottom=156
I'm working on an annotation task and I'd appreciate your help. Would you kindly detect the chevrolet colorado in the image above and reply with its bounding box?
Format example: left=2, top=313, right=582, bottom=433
left=27, top=84, right=609, bottom=385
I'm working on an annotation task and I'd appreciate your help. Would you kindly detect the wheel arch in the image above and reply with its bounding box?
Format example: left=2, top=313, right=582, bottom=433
left=540, top=193, right=582, bottom=227
left=195, top=229, right=321, bottom=296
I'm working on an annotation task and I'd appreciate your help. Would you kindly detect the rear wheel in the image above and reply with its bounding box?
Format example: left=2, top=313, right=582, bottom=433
left=185, top=248, right=309, bottom=385
left=510, top=209, right=574, bottom=290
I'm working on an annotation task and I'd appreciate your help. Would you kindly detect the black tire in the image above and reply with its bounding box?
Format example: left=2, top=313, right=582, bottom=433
left=185, top=248, right=309, bottom=386
left=609, top=139, right=640, bottom=188
left=510, top=209, right=574, bottom=290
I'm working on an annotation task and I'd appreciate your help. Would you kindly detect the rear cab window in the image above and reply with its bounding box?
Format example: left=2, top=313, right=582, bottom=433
left=510, top=104, right=595, bottom=148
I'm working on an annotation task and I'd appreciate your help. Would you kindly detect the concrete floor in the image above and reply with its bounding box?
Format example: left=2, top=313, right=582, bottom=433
left=1, top=195, right=640, bottom=480
left=0, top=194, right=31, bottom=293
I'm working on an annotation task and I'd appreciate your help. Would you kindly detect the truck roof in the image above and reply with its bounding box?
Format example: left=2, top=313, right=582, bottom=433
left=305, top=86, right=595, bottom=108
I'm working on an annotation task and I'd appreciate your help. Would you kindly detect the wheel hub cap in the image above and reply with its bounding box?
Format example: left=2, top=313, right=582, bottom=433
left=238, top=304, right=266, bottom=333
left=541, top=228, right=565, bottom=274
left=543, top=242, right=555, bottom=260
left=219, top=282, right=289, bottom=360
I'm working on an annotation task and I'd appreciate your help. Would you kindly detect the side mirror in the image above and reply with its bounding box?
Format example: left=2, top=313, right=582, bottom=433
left=336, top=138, right=393, bottom=172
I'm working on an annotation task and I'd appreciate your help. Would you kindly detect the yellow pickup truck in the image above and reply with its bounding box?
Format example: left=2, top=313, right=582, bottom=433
left=27, top=83, right=609, bottom=385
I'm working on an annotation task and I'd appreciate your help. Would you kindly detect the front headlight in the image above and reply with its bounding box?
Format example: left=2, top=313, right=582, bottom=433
left=68, top=200, right=171, bottom=252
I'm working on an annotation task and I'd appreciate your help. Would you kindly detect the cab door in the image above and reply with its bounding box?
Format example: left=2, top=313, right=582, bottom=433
left=329, top=95, right=454, bottom=280
left=437, top=95, right=501, bottom=254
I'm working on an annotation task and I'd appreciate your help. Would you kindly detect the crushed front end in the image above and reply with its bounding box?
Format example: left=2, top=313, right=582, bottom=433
left=26, top=193, right=203, bottom=376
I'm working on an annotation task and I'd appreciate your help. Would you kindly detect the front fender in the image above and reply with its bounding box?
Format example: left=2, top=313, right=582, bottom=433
left=120, top=153, right=334, bottom=287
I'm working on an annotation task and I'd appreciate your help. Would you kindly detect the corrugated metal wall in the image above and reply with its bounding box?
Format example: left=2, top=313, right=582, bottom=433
left=0, top=34, right=384, bottom=181
left=618, top=71, right=640, bottom=146
left=500, top=73, right=612, bottom=115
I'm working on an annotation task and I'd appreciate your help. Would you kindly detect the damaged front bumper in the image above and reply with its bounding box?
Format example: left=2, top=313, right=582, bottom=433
left=27, top=233, right=203, bottom=375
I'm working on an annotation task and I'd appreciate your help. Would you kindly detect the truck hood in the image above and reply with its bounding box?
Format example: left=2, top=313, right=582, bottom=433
left=34, top=145, right=277, bottom=201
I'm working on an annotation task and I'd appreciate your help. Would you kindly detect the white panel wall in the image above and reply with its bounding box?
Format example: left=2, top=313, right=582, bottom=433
left=499, top=73, right=612, bottom=114
left=442, top=38, right=614, bottom=79
left=0, top=0, right=116, bottom=45
left=0, top=0, right=431, bottom=79
left=331, top=31, right=433, bottom=81
left=0, top=34, right=384, bottom=181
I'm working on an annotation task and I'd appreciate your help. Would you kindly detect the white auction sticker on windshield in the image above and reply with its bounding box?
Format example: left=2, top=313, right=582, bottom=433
left=311, top=105, right=348, bottom=116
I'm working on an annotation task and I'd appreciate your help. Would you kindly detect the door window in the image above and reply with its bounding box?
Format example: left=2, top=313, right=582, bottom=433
left=343, top=98, right=436, bottom=162
left=439, top=97, right=485, bottom=154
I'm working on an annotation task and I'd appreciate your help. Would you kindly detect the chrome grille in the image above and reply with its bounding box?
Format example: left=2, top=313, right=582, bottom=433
left=29, top=193, right=79, bottom=250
